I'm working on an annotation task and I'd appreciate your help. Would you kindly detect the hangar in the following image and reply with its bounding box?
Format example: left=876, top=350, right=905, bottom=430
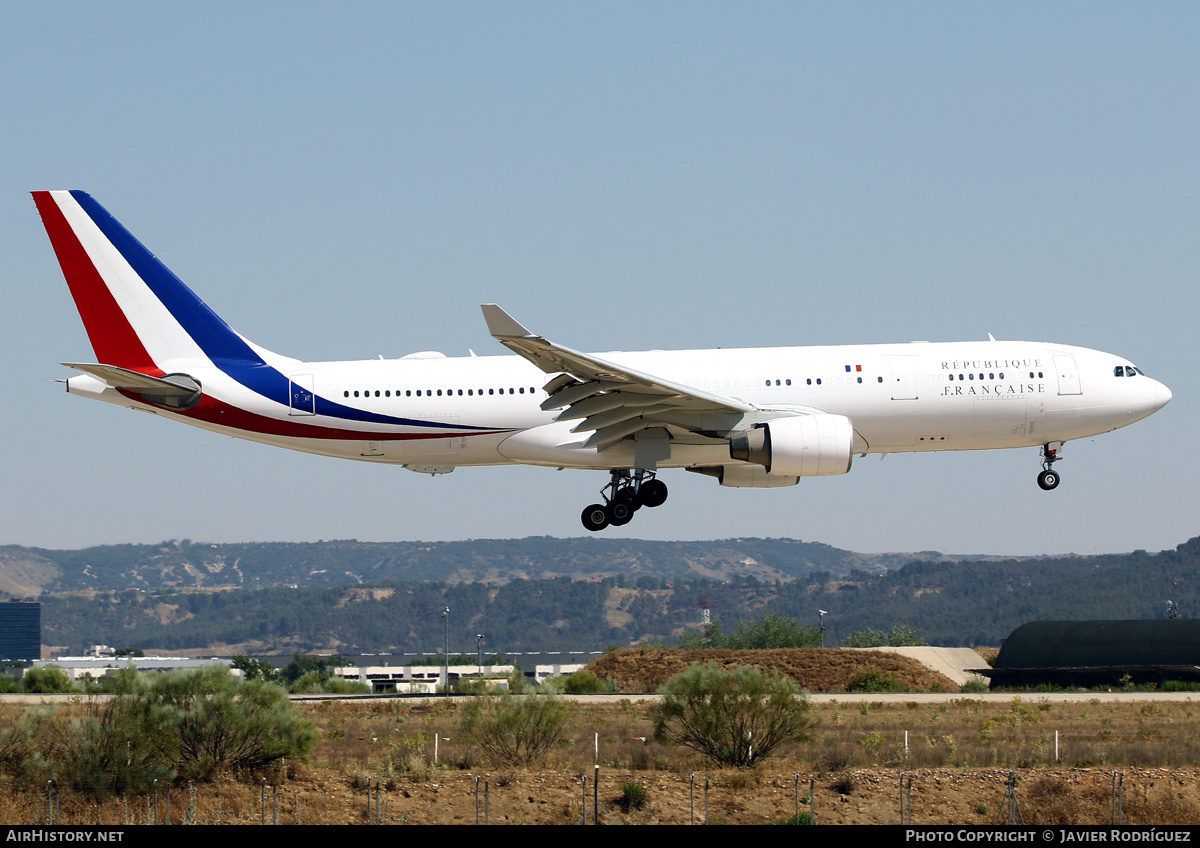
left=986, top=620, right=1200, bottom=689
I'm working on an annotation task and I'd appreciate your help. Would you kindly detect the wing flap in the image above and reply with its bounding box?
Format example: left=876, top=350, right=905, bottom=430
left=482, top=304, right=767, bottom=452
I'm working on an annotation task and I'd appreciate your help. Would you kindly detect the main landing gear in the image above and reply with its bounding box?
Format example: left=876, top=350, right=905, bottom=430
left=581, top=469, right=669, bottom=532
left=1037, top=441, right=1064, bottom=491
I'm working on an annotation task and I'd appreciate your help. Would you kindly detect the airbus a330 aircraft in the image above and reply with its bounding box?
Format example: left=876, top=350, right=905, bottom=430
left=35, top=190, right=1172, bottom=531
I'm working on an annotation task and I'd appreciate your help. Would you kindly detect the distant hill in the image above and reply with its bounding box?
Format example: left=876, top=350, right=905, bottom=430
left=9, top=535, right=1199, bottom=656
left=0, top=537, right=969, bottom=595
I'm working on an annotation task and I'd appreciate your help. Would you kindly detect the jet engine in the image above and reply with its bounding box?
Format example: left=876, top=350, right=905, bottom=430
left=728, top=413, right=854, bottom=477
left=688, top=465, right=800, bottom=487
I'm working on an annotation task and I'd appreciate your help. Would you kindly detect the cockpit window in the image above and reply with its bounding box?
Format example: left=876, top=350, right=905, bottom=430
left=1114, top=365, right=1141, bottom=377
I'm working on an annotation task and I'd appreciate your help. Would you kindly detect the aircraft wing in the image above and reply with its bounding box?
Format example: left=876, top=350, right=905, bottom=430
left=482, top=304, right=754, bottom=450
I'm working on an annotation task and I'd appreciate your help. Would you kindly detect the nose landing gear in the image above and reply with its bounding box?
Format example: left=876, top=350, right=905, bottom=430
left=580, top=469, right=670, bottom=531
left=1037, top=441, right=1063, bottom=491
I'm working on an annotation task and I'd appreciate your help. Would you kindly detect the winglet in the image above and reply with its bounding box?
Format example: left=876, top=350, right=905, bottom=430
left=481, top=304, right=534, bottom=338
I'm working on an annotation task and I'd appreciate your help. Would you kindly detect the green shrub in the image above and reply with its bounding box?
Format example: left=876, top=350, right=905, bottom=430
left=680, top=614, right=821, bottom=650
left=142, top=666, right=318, bottom=779
left=842, top=622, right=926, bottom=648
left=1163, top=680, right=1200, bottom=692
left=846, top=670, right=904, bottom=693
left=231, top=655, right=281, bottom=682
left=617, top=780, right=648, bottom=812
left=458, top=692, right=570, bottom=766
left=289, top=670, right=369, bottom=694
left=0, top=668, right=317, bottom=795
left=550, top=669, right=612, bottom=694
left=22, top=665, right=73, bottom=694
left=652, top=662, right=813, bottom=767
left=770, top=811, right=813, bottom=825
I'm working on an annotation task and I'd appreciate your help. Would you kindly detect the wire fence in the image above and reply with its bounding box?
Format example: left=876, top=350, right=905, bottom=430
left=1, top=767, right=1176, bottom=825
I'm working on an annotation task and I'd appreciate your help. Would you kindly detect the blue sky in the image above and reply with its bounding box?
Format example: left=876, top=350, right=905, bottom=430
left=3, top=3, right=1195, bottom=557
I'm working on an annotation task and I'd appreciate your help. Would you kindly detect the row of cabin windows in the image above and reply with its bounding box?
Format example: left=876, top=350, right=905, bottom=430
left=948, top=371, right=1045, bottom=381
left=344, top=387, right=538, bottom=399
left=339, top=371, right=1057, bottom=398
left=693, top=377, right=886, bottom=388
left=804, top=376, right=884, bottom=385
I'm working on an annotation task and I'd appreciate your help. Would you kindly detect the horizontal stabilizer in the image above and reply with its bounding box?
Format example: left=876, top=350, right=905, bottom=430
left=62, top=362, right=199, bottom=397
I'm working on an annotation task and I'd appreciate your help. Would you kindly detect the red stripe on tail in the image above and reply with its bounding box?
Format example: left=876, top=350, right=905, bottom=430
left=33, top=191, right=157, bottom=371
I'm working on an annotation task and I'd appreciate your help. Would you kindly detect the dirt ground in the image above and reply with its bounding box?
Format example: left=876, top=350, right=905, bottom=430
left=8, top=765, right=1198, bottom=825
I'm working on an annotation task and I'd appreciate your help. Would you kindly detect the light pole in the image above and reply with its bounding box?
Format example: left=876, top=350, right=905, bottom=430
left=476, top=634, right=485, bottom=679
left=818, top=610, right=828, bottom=648
left=441, top=606, right=450, bottom=692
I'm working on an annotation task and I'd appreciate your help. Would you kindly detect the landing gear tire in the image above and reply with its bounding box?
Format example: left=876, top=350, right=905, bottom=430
left=607, top=501, right=634, bottom=526
left=615, top=487, right=641, bottom=512
left=581, top=504, right=609, bottom=532
left=1037, top=469, right=1060, bottom=491
left=638, top=479, right=668, bottom=508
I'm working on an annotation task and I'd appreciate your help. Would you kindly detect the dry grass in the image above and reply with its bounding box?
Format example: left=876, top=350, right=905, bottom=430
left=588, top=647, right=954, bottom=693
left=5, top=695, right=1200, bottom=824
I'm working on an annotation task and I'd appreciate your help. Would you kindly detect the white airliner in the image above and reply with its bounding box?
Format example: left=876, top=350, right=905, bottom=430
left=34, top=190, right=1172, bottom=531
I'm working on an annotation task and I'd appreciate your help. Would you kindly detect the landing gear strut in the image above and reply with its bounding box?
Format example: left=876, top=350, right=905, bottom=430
left=1037, top=441, right=1063, bottom=491
left=580, top=469, right=669, bottom=532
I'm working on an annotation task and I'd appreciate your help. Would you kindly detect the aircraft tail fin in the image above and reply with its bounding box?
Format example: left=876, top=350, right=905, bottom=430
left=33, top=191, right=278, bottom=373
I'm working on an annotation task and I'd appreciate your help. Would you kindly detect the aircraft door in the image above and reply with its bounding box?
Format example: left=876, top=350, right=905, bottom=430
left=886, top=356, right=918, bottom=400
left=1053, top=355, right=1082, bottom=396
left=289, top=375, right=316, bottom=415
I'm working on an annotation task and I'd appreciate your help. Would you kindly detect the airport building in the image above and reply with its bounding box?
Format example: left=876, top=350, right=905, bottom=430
left=0, top=601, right=40, bottom=662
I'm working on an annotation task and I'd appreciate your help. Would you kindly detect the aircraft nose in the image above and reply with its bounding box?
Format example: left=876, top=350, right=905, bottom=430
left=1154, top=379, right=1172, bottom=411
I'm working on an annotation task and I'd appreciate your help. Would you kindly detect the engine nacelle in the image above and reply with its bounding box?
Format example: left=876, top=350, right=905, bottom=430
left=688, top=465, right=800, bottom=488
left=728, top=413, right=854, bottom=477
